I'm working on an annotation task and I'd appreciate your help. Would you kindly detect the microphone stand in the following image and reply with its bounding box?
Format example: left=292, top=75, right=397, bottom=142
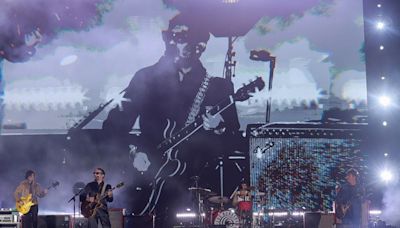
left=265, top=57, right=276, bottom=123
left=249, top=49, right=276, bottom=123
left=68, top=188, right=84, bottom=228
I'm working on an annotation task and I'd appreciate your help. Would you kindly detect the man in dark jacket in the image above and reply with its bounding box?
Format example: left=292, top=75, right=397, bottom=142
left=335, top=168, right=364, bottom=228
left=80, top=168, right=113, bottom=228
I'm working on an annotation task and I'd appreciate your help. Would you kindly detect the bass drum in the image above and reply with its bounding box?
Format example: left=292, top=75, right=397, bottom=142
left=214, top=210, right=240, bottom=228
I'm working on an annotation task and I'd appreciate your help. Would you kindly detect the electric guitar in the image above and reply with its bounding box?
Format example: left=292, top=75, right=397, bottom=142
left=80, top=182, right=124, bottom=218
left=16, top=181, right=59, bottom=214
left=335, top=202, right=351, bottom=222
left=137, top=77, right=265, bottom=215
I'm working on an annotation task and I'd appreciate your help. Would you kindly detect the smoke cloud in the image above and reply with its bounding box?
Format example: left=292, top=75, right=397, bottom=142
left=382, top=186, right=400, bottom=226
left=0, top=0, right=112, bottom=62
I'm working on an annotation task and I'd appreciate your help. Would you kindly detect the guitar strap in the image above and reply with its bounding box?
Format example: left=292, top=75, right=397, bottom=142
left=100, top=182, right=106, bottom=196
left=184, top=72, right=212, bottom=127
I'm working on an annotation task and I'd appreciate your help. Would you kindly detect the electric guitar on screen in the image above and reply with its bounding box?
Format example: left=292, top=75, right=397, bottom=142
left=16, top=181, right=59, bottom=214
left=136, top=77, right=265, bottom=215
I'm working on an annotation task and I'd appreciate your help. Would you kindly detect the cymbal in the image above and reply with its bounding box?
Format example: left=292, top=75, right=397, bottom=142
left=188, top=187, right=210, bottom=192
left=188, top=187, right=213, bottom=196
left=208, top=196, right=230, bottom=204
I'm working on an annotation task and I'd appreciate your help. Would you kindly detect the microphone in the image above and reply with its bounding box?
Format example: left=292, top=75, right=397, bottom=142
left=250, top=49, right=274, bottom=62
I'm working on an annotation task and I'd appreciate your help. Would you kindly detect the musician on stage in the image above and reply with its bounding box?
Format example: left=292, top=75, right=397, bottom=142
left=14, top=170, right=48, bottom=228
left=80, top=168, right=113, bottom=228
left=335, top=168, right=365, bottom=228
left=232, top=181, right=252, bottom=227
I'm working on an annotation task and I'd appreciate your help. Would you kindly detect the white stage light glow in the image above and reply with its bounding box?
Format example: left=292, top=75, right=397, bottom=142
left=376, top=22, right=385, bottom=30
left=382, top=121, right=387, bottom=126
left=292, top=212, right=305, bottom=216
left=380, top=169, right=393, bottom=183
left=176, top=212, right=196, bottom=218
left=222, top=0, right=239, bottom=3
left=268, top=212, right=288, bottom=217
left=378, top=95, right=391, bottom=107
left=369, top=210, right=382, bottom=215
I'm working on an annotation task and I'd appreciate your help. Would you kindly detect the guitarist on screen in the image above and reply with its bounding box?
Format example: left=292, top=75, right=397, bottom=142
left=80, top=168, right=113, bottom=228
left=335, top=168, right=365, bottom=228
left=14, top=170, right=48, bottom=228
left=102, top=12, right=247, bottom=227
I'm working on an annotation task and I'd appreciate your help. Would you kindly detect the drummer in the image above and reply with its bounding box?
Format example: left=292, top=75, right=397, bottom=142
left=232, top=181, right=252, bottom=227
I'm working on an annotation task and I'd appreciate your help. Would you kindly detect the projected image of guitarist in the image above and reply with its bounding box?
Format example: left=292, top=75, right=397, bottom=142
left=80, top=168, right=114, bottom=228
left=101, top=13, right=264, bottom=227
left=14, top=170, right=48, bottom=228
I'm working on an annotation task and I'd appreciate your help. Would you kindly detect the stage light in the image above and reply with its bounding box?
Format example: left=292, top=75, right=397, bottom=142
left=253, top=212, right=265, bottom=216
left=378, top=95, right=391, bottom=107
left=376, top=21, right=385, bottom=30
left=377, top=4, right=382, bottom=8
left=292, top=212, right=305, bottom=216
left=369, top=210, right=382, bottom=215
left=268, top=212, right=288, bottom=217
left=379, top=45, right=384, bottom=50
left=384, top=153, right=388, bottom=157
left=382, top=121, right=387, bottom=126
left=381, top=76, right=385, bottom=80
left=380, top=169, right=393, bottom=183
left=222, top=0, right=239, bottom=3
left=176, top=212, right=196, bottom=218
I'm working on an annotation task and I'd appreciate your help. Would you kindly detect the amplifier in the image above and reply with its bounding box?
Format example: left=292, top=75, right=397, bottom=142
left=0, top=210, right=19, bottom=224
left=304, top=212, right=334, bottom=228
left=248, top=123, right=365, bottom=211
left=109, top=208, right=124, bottom=228
left=0, top=223, right=20, bottom=228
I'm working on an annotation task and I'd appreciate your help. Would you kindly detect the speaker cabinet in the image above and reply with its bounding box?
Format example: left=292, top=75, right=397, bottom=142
left=109, top=208, right=124, bottom=228
left=304, top=212, right=334, bottom=228
left=72, top=208, right=124, bottom=228
left=38, top=215, right=70, bottom=228
left=0, top=223, right=20, bottom=228
left=248, top=123, right=364, bottom=211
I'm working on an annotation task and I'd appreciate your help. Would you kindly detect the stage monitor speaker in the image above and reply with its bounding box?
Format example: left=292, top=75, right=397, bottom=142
left=124, top=214, right=154, bottom=228
left=109, top=208, right=124, bottom=228
left=38, top=215, right=70, bottom=228
left=304, top=212, right=334, bottom=228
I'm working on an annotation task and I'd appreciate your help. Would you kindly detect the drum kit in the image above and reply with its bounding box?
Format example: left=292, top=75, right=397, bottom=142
left=187, top=183, right=267, bottom=228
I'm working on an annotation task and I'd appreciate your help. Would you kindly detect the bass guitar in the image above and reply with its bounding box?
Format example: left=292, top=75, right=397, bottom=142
left=16, top=181, right=60, bottom=214
left=81, top=182, right=124, bottom=218
left=137, top=77, right=265, bottom=215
